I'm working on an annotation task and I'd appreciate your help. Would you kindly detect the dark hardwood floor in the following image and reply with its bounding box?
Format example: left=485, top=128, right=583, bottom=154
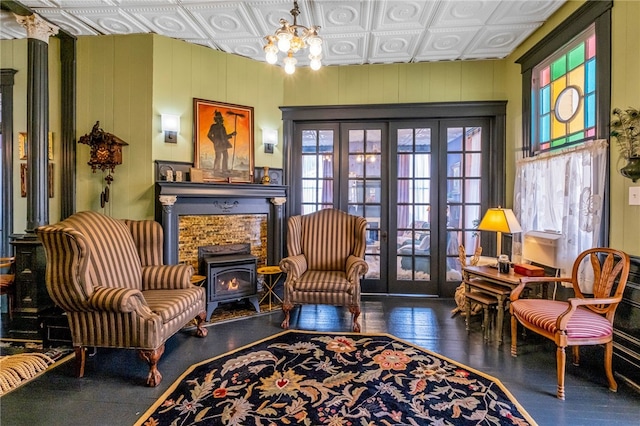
left=1, top=295, right=639, bottom=425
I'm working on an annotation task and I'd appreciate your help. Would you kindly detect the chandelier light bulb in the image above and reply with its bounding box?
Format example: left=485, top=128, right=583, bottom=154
left=309, top=42, right=322, bottom=57
left=264, top=41, right=279, bottom=64
left=266, top=51, right=278, bottom=64
left=309, top=56, right=322, bottom=71
left=284, top=54, right=297, bottom=74
left=277, top=34, right=292, bottom=52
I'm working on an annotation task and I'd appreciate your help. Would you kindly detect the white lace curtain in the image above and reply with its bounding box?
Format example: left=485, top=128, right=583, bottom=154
left=513, top=139, right=608, bottom=291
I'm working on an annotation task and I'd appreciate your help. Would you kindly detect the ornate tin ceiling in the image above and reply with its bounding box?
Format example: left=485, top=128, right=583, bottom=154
left=0, top=1, right=566, bottom=67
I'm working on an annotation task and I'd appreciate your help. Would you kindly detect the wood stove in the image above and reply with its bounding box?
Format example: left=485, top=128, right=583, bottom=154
left=198, top=243, right=259, bottom=320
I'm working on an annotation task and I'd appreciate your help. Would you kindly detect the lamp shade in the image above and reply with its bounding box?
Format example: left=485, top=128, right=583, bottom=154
left=478, top=207, right=522, bottom=234
left=161, top=114, right=180, bottom=133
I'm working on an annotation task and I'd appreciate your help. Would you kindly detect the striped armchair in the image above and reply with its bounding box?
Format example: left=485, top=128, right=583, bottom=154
left=279, top=209, right=369, bottom=332
left=36, top=211, right=207, bottom=387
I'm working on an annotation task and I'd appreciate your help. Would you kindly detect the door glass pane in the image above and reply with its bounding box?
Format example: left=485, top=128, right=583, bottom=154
left=446, top=126, right=483, bottom=281
left=302, top=129, right=334, bottom=212
left=349, top=128, right=382, bottom=280
left=396, top=128, right=431, bottom=283
left=350, top=155, right=364, bottom=177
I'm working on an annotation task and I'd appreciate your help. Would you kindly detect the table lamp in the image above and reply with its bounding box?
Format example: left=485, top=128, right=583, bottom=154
left=477, top=206, right=522, bottom=257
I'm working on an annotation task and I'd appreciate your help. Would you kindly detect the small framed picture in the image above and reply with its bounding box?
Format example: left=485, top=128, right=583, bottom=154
left=20, top=163, right=54, bottom=198
left=19, top=132, right=53, bottom=160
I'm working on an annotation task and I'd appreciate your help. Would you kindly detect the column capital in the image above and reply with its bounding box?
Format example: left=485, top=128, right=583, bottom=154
left=15, top=13, right=59, bottom=43
left=159, top=195, right=177, bottom=206
left=270, top=197, right=287, bottom=206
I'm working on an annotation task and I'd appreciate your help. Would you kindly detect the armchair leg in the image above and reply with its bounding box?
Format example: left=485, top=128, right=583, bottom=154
left=604, top=341, right=617, bottom=392
left=195, top=311, right=208, bottom=337
left=281, top=302, right=293, bottom=329
left=74, top=346, right=86, bottom=378
left=572, top=346, right=580, bottom=366
left=350, top=305, right=361, bottom=333
left=510, top=316, right=518, bottom=357
left=139, top=344, right=165, bottom=387
left=556, top=346, right=566, bottom=400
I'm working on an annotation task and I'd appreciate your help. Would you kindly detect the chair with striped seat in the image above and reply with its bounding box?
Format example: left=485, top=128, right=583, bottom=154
left=509, top=247, right=630, bottom=400
left=280, top=208, right=369, bottom=332
left=36, top=211, right=208, bottom=386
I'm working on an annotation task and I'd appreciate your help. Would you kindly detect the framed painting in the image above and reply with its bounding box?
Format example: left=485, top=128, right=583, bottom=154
left=193, top=99, right=254, bottom=182
left=19, top=132, right=54, bottom=160
left=20, top=163, right=54, bottom=198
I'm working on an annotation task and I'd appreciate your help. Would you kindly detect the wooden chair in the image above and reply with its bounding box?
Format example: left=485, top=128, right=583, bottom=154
left=510, top=247, right=630, bottom=399
left=279, top=208, right=369, bottom=332
left=0, top=257, right=16, bottom=320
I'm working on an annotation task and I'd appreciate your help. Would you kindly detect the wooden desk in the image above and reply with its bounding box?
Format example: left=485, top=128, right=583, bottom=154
left=462, top=265, right=528, bottom=343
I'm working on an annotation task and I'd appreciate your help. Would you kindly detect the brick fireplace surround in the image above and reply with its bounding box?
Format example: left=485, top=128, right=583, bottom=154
left=155, top=182, right=287, bottom=269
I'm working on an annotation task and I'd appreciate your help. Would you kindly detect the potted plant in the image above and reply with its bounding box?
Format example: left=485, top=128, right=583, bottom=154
left=610, top=107, right=640, bottom=182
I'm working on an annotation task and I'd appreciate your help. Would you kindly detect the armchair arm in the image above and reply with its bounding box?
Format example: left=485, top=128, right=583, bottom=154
left=346, top=255, right=369, bottom=283
left=511, top=276, right=573, bottom=301
left=141, top=264, right=194, bottom=290
left=88, top=286, right=150, bottom=313
left=556, top=296, right=622, bottom=330
left=279, top=254, right=308, bottom=280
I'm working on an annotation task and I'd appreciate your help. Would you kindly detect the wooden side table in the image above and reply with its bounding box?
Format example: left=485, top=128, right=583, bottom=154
left=462, top=265, right=529, bottom=344
left=257, top=266, right=283, bottom=310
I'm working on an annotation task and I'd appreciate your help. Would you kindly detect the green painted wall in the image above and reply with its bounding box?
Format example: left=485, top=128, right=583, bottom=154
left=76, top=34, right=154, bottom=219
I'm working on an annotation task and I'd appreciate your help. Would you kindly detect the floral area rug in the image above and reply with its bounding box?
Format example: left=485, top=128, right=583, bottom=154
left=137, top=330, right=536, bottom=426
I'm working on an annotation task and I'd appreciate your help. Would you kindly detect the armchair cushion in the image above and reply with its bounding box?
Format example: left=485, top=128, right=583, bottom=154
left=293, top=271, right=352, bottom=294
left=511, top=299, right=612, bottom=339
left=143, top=287, right=205, bottom=324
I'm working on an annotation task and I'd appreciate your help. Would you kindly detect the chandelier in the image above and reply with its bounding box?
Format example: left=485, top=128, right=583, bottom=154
left=263, top=1, right=323, bottom=74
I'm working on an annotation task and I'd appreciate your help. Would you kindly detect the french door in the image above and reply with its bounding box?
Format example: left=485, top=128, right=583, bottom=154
left=389, top=119, right=489, bottom=295
left=285, top=102, right=506, bottom=297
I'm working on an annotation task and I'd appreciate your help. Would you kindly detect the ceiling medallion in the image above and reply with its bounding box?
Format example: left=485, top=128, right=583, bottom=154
left=263, top=1, right=323, bottom=74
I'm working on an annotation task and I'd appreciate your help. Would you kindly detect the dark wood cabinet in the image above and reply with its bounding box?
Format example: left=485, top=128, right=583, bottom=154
left=9, top=234, right=53, bottom=339
left=613, top=255, right=640, bottom=388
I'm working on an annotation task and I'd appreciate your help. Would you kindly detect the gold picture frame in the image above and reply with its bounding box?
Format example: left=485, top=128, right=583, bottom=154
left=20, top=163, right=54, bottom=198
left=19, top=132, right=54, bottom=160
left=193, top=98, right=254, bottom=183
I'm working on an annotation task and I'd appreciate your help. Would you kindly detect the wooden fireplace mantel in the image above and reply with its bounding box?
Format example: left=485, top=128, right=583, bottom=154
left=155, top=182, right=287, bottom=266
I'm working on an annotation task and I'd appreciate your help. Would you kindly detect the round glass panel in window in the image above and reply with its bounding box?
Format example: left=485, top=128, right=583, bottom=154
left=555, top=86, right=581, bottom=122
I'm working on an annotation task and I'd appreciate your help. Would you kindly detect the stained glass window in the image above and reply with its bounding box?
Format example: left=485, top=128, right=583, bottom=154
left=531, top=24, right=596, bottom=152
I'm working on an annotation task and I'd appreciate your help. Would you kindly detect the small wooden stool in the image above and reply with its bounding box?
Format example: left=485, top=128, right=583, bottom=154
left=465, top=291, right=498, bottom=341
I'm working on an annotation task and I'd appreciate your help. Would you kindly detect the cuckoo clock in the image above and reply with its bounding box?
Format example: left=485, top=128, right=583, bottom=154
left=79, top=121, right=128, bottom=185
left=79, top=121, right=128, bottom=207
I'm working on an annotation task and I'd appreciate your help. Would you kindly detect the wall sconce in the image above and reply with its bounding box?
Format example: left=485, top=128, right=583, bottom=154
left=161, top=114, right=180, bottom=143
left=262, top=128, right=278, bottom=154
